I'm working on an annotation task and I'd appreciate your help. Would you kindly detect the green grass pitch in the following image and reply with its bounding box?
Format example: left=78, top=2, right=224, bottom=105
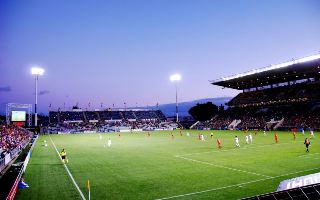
left=16, top=130, right=320, bottom=200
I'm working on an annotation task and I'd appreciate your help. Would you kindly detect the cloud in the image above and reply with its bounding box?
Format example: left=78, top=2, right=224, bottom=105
left=39, top=90, right=50, bottom=95
left=0, top=86, right=11, bottom=92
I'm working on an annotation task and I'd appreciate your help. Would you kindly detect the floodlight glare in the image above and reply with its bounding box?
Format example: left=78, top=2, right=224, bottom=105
left=31, top=67, right=44, bottom=75
left=31, top=66, right=45, bottom=127
left=170, top=74, right=181, bottom=82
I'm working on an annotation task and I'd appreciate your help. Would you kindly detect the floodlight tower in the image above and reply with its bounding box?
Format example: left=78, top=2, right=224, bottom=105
left=31, top=67, right=44, bottom=126
left=170, top=74, right=181, bottom=122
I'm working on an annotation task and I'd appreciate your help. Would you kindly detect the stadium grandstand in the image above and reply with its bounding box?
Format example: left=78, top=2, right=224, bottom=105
left=46, top=109, right=178, bottom=133
left=192, top=54, right=320, bottom=131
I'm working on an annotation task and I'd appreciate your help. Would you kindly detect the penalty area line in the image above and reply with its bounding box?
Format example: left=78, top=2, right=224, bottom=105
left=49, top=136, right=87, bottom=200
left=176, top=155, right=271, bottom=178
left=155, top=167, right=320, bottom=200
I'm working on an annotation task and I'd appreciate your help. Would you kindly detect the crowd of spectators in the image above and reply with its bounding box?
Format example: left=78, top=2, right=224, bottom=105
left=191, top=104, right=320, bottom=131
left=49, top=110, right=167, bottom=123
left=0, top=125, right=32, bottom=154
left=0, top=125, right=33, bottom=172
left=229, top=81, right=320, bottom=108
left=46, top=110, right=179, bottom=133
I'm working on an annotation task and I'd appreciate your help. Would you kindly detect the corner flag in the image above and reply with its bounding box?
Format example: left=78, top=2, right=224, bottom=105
left=87, top=180, right=91, bottom=200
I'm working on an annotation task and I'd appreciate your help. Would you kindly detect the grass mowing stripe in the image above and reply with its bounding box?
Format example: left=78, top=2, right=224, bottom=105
left=155, top=167, right=320, bottom=200
left=176, top=155, right=271, bottom=178
left=298, top=152, right=320, bottom=157
left=176, top=142, right=292, bottom=157
left=49, top=136, right=87, bottom=200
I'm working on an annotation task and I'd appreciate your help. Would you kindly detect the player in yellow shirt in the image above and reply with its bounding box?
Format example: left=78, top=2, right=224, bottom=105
left=60, top=149, right=68, bottom=164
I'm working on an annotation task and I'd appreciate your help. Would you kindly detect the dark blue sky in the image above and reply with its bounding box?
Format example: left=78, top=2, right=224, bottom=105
left=0, top=0, right=320, bottom=114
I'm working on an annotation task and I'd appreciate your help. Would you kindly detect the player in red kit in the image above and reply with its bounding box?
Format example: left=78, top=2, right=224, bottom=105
left=304, top=138, right=310, bottom=152
left=217, top=139, right=222, bottom=149
left=293, top=131, right=297, bottom=140
left=274, top=133, right=279, bottom=143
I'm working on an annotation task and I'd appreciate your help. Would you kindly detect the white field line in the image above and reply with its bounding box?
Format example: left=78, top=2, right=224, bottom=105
left=298, top=152, right=320, bottom=157
left=176, top=142, right=292, bottom=157
left=176, top=155, right=271, bottom=178
left=49, top=136, right=86, bottom=200
left=304, top=157, right=320, bottom=160
left=155, top=167, right=320, bottom=200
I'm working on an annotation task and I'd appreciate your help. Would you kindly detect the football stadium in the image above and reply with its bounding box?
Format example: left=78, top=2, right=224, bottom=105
left=1, top=1, right=320, bottom=200
left=1, top=54, right=320, bottom=200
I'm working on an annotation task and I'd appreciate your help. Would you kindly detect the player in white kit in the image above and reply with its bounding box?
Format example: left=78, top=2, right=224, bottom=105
left=245, top=135, right=249, bottom=144
left=235, top=136, right=240, bottom=147
left=310, top=129, right=315, bottom=138
left=249, top=134, right=253, bottom=144
left=201, top=134, right=205, bottom=141
left=104, top=138, right=112, bottom=147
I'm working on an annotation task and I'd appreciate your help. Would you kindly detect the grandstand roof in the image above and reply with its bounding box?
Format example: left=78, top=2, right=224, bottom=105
left=211, top=54, right=320, bottom=90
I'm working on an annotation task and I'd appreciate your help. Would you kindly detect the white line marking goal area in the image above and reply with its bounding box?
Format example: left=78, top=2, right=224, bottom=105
left=49, top=136, right=87, bottom=200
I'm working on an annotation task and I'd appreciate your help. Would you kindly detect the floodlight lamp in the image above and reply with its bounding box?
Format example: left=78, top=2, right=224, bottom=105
left=170, top=74, right=181, bottom=82
left=31, top=67, right=44, bottom=75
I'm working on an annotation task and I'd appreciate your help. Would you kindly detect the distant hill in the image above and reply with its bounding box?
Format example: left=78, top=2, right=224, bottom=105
left=138, top=97, right=232, bottom=117
left=0, top=97, right=232, bottom=117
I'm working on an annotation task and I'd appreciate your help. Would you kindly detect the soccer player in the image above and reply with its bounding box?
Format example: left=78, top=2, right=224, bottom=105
left=293, top=131, right=297, bottom=140
left=304, top=138, right=310, bottom=152
left=180, top=130, right=182, bottom=136
left=201, top=134, right=205, bottom=141
left=217, top=139, right=222, bottom=149
left=245, top=135, right=249, bottom=144
left=263, top=130, right=266, bottom=136
left=60, top=149, right=68, bottom=164
left=310, top=128, right=315, bottom=138
left=302, top=128, right=305, bottom=135
left=235, top=136, right=240, bottom=147
left=147, top=132, right=150, bottom=137
left=249, top=134, right=253, bottom=144
left=107, top=138, right=112, bottom=147
left=274, top=133, right=279, bottom=143
left=186, top=132, right=190, bottom=137
left=211, top=132, right=214, bottom=138
left=293, top=128, right=297, bottom=135
left=99, top=134, right=102, bottom=140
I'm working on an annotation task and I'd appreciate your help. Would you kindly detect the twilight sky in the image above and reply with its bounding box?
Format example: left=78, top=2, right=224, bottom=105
left=0, top=0, right=320, bottom=114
